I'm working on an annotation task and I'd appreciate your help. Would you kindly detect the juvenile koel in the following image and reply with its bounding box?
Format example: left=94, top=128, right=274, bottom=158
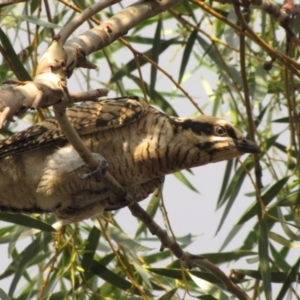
left=0, top=97, right=260, bottom=222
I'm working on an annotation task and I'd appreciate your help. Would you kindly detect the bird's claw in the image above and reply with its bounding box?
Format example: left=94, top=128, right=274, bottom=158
left=80, top=153, right=109, bottom=182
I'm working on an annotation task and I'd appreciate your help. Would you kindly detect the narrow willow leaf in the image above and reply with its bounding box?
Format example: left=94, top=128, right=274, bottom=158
left=268, top=231, right=300, bottom=248
left=252, top=64, right=268, bottom=101
left=104, top=221, right=152, bottom=252
left=273, top=141, right=287, bottom=154
left=0, top=28, right=31, bottom=81
left=259, top=216, right=272, bottom=300
left=150, top=18, right=162, bottom=97
left=276, top=207, right=299, bottom=241
left=181, top=1, right=197, bottom=22
left=275, top=257, right=300, bottom=300
left=110, top=38, right=178, bottom=83
left=132, top=261, right=152, bottom=289
left=81, top=226, right=101, bottom=271
left=255, top=105, right=268, bottom=128
left=157, top=288, right=178, bottom=300
left=269, top=243, right=291, bottom=271
left=127, top=73, right=178, bottom=116
left=148, top=268, right=223, bottom=284
left=200, top=250, right=256, bottom=264
left=277, top=190, right=300, bottom=206
left=90, top=261, right=132, bottom=291
left=0, top=288, right=11, bottom=300
left=243, top=269, right=300, bottom=282
left=178, top=29, right=198, bottom=84
left=217, top=159, right=233, bottom=207
left=219, top=224, right=245, bottom=252
left=173, top=171, right=199, bottom=193
left=197, top=296, right=220, bottom=300
left=272, top=116, right=290, bottom=123
left=215, top=164, right=247, bottom=235
left=196, top=35, right=242, bottom=92
left=264, top=133, right=279, bottom=150
left=217, top=159, right=248, bottom=209
left=0, top=213, right=55, bottom=232
left=17, top=15, right=62, bottom=29
left=0, top=226, right=14, bottom=239
left=148, top=267, right=189, bottom=280
left=4, top=232, right=52, bottom=296
left=0, top=232, right=51, bottom=279
left=235, top=176, right=289, bottom=225
left=189, top=273, right=230, bottom=300
left=144, top=249, right=174, bottom=265
left=125, top=36, right=180, bottom=45
left=48, top=291, right=69, bottom=300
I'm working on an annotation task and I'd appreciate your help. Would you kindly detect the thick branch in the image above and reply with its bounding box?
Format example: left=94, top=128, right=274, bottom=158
left=59, top=0, right=121, bottom=44
left=64, top=0, right=183, bottom=73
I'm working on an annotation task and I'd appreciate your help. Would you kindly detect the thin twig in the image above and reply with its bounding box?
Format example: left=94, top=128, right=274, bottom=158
left=38, top=226, right=65, bottom=300
left=233, top=3, right=263, bottom=192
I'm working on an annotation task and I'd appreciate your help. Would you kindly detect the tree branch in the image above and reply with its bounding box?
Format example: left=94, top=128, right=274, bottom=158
left=64, top=0, right=183, bottom=74
left=128, top=202, right=249, bottom=300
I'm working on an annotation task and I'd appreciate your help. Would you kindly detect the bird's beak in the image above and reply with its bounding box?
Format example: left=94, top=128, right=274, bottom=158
left=236, top=138, right=261, bottom=154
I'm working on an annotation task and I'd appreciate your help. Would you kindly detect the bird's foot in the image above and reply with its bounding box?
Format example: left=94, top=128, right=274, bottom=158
left=80, top=153, right=109, bottom=182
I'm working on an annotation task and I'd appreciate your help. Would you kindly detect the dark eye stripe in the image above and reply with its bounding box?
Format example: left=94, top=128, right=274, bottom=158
left=226, top=126, right=238, bottom=139
left=171, top=119, right=214, bottom=135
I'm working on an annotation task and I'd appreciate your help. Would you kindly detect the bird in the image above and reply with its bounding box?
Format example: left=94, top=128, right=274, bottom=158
left=0, top=96, right=260, bottom=222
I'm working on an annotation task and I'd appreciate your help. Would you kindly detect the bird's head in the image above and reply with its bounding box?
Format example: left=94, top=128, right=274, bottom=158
left=170, top=115, right=260, bottom=165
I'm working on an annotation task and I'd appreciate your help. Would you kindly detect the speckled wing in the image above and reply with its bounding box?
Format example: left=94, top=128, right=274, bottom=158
left=0, top=96, right=149, bottom=158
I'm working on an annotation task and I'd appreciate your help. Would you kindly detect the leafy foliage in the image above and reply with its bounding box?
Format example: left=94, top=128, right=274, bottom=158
left=0, top=0, right=300, bottom=299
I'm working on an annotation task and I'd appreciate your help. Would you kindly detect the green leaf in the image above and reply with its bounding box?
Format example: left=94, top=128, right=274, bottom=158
left=90, top=261, right=133, bottom=291
left=276, top=257, right=300, bottom=300
left=189, top=273, right=230, bottom=300
left=201, top=250, right=256, bottom=264
left=178, top=29, right=198, bottom=84
left=219, top=224, right=246, bottom=252
left=0, top=232, right=52, bottom=296
left=252, top=64, right=268, bottom=101
left=104, top=221, right=152, bottom=252
left=157, top=288, right=178, bottom=300
left=127, top=73, right=178, bottom=116
left=217, top=159, right=233, bottom=206
left=235, top=176, right=289, bottom=225
left=149, top=267, right=241, bottom=287
left=0, top=28, right=31, bottom=81
left=47, top=291, right=69, bottom=300
left=259, top=216, right=272, bottom=300
left=269, top=243, right=290, bottom=271
left=173, top=171, right=199, bottom=193
left=215, top=162, right=248, bottom=235
left=150, top=18, right=162, bottom=97
left=277, top=190, right=300, bottom=206
left=0, top=288, right=11, bottom=300
left=110, top=38, right=178, bottom=83
left=268, top=231, right=300, bottom=248
left=81, top=226, right=101, bottom=271
left=17, top=15, right=62, bottom=29
left=243, top=269, right=300, bottom=283
left=196, top=34, right=242, bottom=94
left=0, top=213, right=55, bottom=232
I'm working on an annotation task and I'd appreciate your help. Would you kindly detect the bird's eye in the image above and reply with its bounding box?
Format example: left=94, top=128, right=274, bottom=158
left=214, top=125, right=227, bottom=136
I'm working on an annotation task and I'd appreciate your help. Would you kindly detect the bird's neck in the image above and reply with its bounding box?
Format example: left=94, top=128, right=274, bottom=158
left=133, top=114, right=213, bottom=177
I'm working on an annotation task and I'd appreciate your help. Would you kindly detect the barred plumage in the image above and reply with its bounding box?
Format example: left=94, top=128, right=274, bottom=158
left=0, top=96, right=260, bottom=222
